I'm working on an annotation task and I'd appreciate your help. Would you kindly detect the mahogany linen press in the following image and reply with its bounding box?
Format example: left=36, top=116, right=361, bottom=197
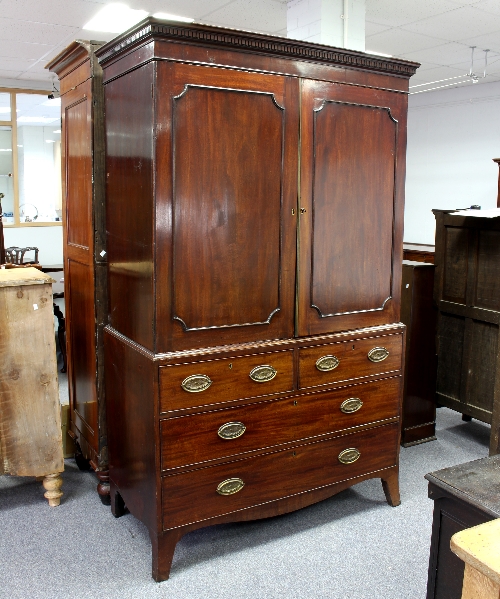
left=94, top=18, right=418, bottom=581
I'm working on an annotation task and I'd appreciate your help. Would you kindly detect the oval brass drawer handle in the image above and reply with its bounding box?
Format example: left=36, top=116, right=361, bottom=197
left=181, top=374, right=212, bottom=393
left=340, top=398, right=363, bottom=414
left=249, top=365, right=277, bottom=383
left=315, top=355, right=340, bottom=372
left=218, top=421, right=246, bottom=440
left=216, top=478, right=245, bottom=496
left=338, top=448, right=361, bottom=464
left=367, top=347, right=389, bottom=363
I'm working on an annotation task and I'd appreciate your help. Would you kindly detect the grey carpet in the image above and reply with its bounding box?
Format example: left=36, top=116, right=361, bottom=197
left=0, top=407, right=490, bottom=599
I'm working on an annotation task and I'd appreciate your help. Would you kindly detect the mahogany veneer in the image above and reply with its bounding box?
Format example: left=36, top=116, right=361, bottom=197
left=97, top=18, right=418, bottom=581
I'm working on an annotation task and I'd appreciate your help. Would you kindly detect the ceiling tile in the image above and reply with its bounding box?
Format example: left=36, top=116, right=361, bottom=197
left=365, top=21, right=392, bottom=37
left=0, top=19, right=79, bottom=46
left=458, top=31, right=500, bottom=53
left=400, top=41, right=477, bottom=65
left=200, top=0, right=286, bottom=34
left=473, top=0, right=500, bottom=16
left=0, top=69, right=22, bottom=79
left=365, top=27, right=444, bottom=56
left=365, top=0, right=462, bottom=27
left=126, top=0, right=232, bottom=19
left=0, top=0, right=105, bottom=27
left=0, top=40, right=54, bottom=61
left=0, top=56, right=38, bottom=71
left=401, top=6, right=500, bottom=41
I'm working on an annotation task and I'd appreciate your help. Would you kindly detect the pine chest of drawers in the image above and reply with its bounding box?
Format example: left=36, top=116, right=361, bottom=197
left=97, top=18, right=416, bottom=581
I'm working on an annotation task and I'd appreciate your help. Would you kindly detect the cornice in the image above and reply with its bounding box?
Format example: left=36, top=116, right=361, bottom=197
left=95, top=19, right=419, bottom=79
left=46, top=40, right=105, bottom=77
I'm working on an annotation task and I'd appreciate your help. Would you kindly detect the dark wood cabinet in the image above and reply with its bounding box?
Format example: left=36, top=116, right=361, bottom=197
left=425, top=456, right=500, bottom=599
left=96, top=18, right=418, bottom=581
left=46, top=41, right=110, bottom=501
left=400, top=261, right=437, bottom=446
left=433, top=209, right=500, bottom=455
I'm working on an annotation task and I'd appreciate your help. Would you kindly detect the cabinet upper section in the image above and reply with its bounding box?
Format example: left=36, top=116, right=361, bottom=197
left=95, top=18, right=419, bottom=92
left=100, top=22, right=416, bottom=354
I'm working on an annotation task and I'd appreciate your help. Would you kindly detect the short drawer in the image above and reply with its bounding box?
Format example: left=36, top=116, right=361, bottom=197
left=161, top=376, right=401, bottom=470
left=162, top=422, right=399, bottom=529
left=159, top=350, right=294, bottom=412
left=298, top=333, right=403, bottom=389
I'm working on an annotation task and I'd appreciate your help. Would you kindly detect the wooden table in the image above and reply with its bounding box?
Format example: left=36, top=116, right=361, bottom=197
left=0, top=267, right=64, bottom=506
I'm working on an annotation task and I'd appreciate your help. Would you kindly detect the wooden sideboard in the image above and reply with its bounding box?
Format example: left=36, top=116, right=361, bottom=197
left=433, top=209, right=500, bottom=455
left=96, top=18, right=418, bottom=580
left=426, top=456, right=500, bottom=599
left=0, top=267, right=64, bottom=506
left=46, top=41, right=109, bottom=502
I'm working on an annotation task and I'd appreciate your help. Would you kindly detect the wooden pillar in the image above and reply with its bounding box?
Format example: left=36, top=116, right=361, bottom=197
left=493, top=159, right=500, bottom=207
left=451, top=519, right=500, bottom=599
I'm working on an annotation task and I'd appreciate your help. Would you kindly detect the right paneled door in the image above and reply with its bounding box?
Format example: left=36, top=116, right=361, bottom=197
left=297, top=79, right=408, bottom=336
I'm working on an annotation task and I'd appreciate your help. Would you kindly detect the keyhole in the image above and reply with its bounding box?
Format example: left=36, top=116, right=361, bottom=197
left=293, top=400, right=298, bottom=406
left=229, top=363, right=232, bottom=369
left=352, top=345, right=355, bottom=350
left=292, top=451, right=296, bottom=457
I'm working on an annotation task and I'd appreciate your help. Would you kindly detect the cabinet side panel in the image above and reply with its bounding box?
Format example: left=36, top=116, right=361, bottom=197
left=65, top=89, right=92, bottom=249
left=105, top=64, right=154, bottom=350
left=475, top=229, right=500, bottom=311
left=442, top=226, right=469, bottom=305
left=67, top=258, right=97, bottom=445
left=466, top=320, right=497, bottom=419
left=104, top=330, right=157, bottom=530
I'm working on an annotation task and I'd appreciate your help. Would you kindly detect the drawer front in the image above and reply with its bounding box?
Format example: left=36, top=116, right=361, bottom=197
left=299, top=333, right=403, bottom=389
left=160, top=350, right=294, bottom=412
left=162, top=422, right=399, bottom=529
left=161, top=376, right=401, bottom=469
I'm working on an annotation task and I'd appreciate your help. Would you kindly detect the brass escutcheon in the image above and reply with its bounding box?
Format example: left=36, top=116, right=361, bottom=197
left=216, top=478, right=245, bottom=496
left=338, top=448, right=361, bottom=464
left=249, top=365, right=277, bottom=383
left=181, top=374, right=212, bottom=393
left=367, top=347, right=390, bottom=363
left=315, top=355, right=340, bottom=372
left=340, top=398, right=363, bottom=414
left=218, top=421, right=246, bottom=440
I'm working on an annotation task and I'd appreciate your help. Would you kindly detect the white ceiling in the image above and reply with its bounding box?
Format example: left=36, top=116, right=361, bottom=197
left=1, top=0, right=500, bottom=91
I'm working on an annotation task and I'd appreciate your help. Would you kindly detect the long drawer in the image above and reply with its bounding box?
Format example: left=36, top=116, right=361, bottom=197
left=298, top=333, right=403, bottom=389
left=159, top=349, right=294, bottom=412
left=161, top=376, right=401, bottom=470
left=162, top=422, right=399, bottom=529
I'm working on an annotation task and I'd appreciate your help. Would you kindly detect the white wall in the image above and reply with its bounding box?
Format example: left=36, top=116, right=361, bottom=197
left=3, top=225, right=63, bottom=265
left=404, top=80, right=500, bottom=245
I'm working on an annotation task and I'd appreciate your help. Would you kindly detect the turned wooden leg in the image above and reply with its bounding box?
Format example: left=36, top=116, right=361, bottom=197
left=42, top=473, right=63, bottom=507
left=96, top=470, right=111, bottom=505
left=110, top=483, right=126, bottom=518
left=151, top=529, right=184, bottom=582
left=381, top=469, right=401, bottom=507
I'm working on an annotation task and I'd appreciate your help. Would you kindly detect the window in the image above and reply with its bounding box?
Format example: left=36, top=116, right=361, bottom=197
left=0, top=90, right=62, bottom=226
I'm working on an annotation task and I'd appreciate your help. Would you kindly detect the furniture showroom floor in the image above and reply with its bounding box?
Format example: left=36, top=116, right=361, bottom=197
left=0, top=372, right=489, bottom=599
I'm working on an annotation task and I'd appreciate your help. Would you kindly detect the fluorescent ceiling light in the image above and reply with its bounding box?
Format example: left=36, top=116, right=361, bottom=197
left=46, top=140, right=56, bottom=143
left=83, top=3, right=147, bottom=33
left=366, top=50, right=393, bottom=58
left=0, top=148, right=12, bottom=152
left=18, top=116, right=59, bottom=123
left=153, top=12, right=194, bottom=23
left=53, top=130, right=61, bottom=133
left=42, top=98, right=61, bottom=107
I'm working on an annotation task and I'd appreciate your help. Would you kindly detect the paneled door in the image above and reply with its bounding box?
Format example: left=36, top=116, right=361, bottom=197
left=155, top=63, right=299, bottom=352
left=297, top=79, right=407, bottom=336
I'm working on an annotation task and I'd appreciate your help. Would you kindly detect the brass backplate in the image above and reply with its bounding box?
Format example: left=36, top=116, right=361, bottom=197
left=340, top=398, right=363, bottom=414
left=338, top=448, right=361, bottom=464
left=315, top=355, right=340, bottom=372
left=249, top=364, right=277, bottom=383
left=218, top=421, right=246, bottom=440
left=367, top=347, right=390, bottom=363
left=216, top=478, right=245, bottom=496
left=181, top=374, right=212, bottom=393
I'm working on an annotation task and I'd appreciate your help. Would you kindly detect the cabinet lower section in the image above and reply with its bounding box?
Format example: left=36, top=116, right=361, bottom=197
left=104, top=323, right=405, bottom=582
